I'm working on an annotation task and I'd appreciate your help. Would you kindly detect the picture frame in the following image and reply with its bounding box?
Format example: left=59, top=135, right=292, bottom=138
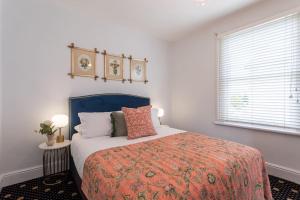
left=68, top=43, right=99, bottom=80
left=101, top=50, right=126, bottom=83
left=128, top=56, right=148, bottom=84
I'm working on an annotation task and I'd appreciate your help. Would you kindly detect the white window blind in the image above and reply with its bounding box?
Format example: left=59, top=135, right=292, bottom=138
left=217, top=12, right=300, bottom=132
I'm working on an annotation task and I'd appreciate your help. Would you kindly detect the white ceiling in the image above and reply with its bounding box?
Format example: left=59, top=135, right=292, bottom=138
left=61, top=0, right=261, bottom=41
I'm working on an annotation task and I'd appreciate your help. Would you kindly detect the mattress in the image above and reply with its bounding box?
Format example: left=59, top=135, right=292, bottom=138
left=71, top=126, right=185, bottom=178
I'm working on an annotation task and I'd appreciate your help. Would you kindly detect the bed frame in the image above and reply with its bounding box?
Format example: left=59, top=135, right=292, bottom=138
left=68, top=93, right=150, bottom=199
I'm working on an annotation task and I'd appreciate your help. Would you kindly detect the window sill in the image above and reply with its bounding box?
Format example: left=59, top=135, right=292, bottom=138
left=214, top=121, right=300, bottom=137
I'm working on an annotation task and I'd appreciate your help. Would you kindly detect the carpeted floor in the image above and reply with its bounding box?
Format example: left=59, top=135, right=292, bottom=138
left=0, top=172, right=81, bottom=200
left=0, top=173, right=299, bottom=200
left=269, top=175, right=300, bottom=200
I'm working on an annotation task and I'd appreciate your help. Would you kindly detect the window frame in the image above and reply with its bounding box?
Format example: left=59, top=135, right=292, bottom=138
left=215, top=7, right=300, bottom=136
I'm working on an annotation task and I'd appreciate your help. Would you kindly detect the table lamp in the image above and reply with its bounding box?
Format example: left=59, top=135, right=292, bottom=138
left=157, top=108, right=164, bottom=125
left=52, top=114, right=68, bottom=143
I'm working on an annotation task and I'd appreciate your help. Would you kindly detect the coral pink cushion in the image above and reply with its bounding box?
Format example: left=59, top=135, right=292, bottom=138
left=122, top=106, right=157, bottom=139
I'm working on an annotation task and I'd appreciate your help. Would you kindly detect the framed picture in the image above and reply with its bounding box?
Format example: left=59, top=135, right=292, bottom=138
left=129, top=56, right=148, bottom=84
left=102, top=50, right=126, bottom=82
left=68, top=43, right=99, bottom=80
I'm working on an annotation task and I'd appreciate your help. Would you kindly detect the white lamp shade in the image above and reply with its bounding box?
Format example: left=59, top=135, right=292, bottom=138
left=52, top=114, right=68, bottom=128
left=157, top=108, right=164, bottom=118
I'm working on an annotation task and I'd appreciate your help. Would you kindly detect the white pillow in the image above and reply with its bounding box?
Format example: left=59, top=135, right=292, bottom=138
left=78, top=112, right=112, bottom=138
left=74, top=124, right=81, bottom=133
left=151, top=108, right=161, bottom=127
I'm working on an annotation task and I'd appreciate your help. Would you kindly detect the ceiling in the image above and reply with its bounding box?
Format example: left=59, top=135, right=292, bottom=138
left=60, top=0, right=261, bottom=41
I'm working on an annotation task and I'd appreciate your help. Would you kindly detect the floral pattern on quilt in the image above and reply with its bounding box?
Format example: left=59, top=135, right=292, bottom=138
left=81, top=132, right=272, bottom=200
left=122, top=106, right=156, bottom=139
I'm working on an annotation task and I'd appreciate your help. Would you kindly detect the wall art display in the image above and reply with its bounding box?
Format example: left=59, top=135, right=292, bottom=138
left=128, top=56, right=148, bottom=84
left=68, top=43, right=99, bottom=80
left=102, top=50, right=126, bottom=83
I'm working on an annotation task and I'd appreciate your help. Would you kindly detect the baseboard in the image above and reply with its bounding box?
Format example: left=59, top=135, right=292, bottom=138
left=267, top=162, right=300, bottom=184
left=0, top=165, right=43, bottom=191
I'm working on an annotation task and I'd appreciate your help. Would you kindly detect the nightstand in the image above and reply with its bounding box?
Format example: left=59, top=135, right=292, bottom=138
left=39, top=140, right=71, bottom=176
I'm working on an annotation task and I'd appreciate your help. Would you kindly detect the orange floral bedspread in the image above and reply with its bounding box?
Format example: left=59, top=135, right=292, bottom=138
left=82, top=132, right=272, bottom=200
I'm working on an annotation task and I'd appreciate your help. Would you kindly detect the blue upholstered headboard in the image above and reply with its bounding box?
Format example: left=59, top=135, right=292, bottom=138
left=68, top=93, right=150, bottom=138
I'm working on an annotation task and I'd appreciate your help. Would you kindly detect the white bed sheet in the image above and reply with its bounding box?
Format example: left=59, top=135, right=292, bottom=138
left=71, top=126, right=185, bottom=178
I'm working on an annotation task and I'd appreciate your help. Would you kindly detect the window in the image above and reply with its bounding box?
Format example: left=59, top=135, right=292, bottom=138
left=217, top=12, right=300, bottom=133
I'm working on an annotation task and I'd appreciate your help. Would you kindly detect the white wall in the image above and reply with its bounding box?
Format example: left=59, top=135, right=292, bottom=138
left=169, top=0, right=300, bottom=183
left=0, top=0, right=3, bottom=177
left=0, top=0, right=171, bottom=182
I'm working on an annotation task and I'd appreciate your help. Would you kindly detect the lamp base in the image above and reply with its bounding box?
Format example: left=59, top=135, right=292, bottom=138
left=56, top=135, right=64, bottom=143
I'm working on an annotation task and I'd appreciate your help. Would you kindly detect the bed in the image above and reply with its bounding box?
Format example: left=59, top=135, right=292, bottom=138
left=69, top=93, right=272, bottom=200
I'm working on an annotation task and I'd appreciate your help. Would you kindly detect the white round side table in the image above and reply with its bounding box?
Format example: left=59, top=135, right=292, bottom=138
left=39, top=140, right=71, bottom=176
